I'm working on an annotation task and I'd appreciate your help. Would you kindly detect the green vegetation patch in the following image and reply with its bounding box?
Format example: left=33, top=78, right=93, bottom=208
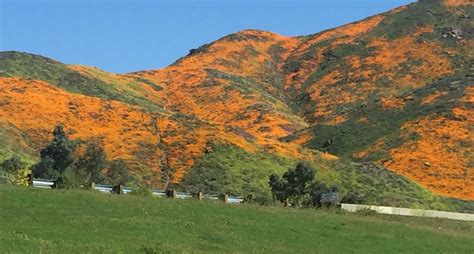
left=180, top=143, right=474, bottom=212
left=221, top=32, right=272, bottom=43
left=332, top=162, right=474, bottom=212
left=0, top=122, right=36, bottom=165
left=181, top=143, right=297, bottom=202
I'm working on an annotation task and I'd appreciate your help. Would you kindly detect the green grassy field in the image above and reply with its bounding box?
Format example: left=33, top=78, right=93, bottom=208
left=1, top=185, right=473, bottom=253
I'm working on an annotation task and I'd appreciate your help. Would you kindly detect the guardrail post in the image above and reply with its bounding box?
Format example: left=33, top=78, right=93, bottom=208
left=52, top=177, right=63, bottom=189
left=90, top=182, right=96, bottom=189
left=166, top=189, right=176, bottom=198
left=194, top=192, right=203, bottom=200
left=244, top=194, right=254, bottom=203
left=219, top=194, right=228, bottom=203
left=27, top=173, right=33, bottom=187
left=113, top=184, right=123, bottom=194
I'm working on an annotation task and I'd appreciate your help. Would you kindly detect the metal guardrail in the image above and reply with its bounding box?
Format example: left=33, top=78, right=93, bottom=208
left=32, top=180, right=243, bottom=204
left=32, top=179, right=55, bottom=189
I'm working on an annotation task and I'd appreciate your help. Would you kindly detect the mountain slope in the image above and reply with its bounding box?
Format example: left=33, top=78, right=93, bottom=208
left=0, top=53, right=320, bottom=191
left=132, top=30, right=307, bottom=141
left=0, top=0, right=472, bottom=201
left=280, top=0, right=473, bottom=199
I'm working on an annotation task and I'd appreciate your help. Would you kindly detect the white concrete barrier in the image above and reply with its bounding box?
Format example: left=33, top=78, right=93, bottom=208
left=341, top=204, right=474, bottom=221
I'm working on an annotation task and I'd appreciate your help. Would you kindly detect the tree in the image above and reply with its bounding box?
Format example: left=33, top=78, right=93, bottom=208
left=152, top=118, right=174, bottom=190
left=32, top=125, right=76, bottom=178
left=268, top=173, right=287, bottom=204
left=269, top=163, right=315, bottom=207
left=105, top=159, right=131, bottom=186
left=31, top=156, right=57, bottom=179
left=157, top=140, right=173, bottom=190
left=74, top=140, right=106, bottom=184
left=306, top=182, right=329, bottom=207
left=182, top=162, right=231, bottom=194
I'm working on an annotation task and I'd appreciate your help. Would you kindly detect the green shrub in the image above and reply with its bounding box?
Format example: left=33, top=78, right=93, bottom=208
left=0, top=156, right=28, bottom=186
left=59, top=168, right=86, bottom=189
left=129, top=187, right=153, bottom=198
left=104, top=159, right=131, bottom=186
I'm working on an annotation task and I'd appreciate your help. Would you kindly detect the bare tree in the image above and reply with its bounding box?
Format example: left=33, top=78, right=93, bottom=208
left=150, top=115, right=174, bottom=190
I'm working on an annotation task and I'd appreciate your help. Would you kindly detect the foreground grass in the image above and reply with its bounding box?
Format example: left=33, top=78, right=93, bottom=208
left=0, top=186, right=473, bottom=253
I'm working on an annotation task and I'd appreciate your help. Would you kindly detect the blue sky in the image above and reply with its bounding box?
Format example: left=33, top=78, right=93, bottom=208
left=0, top=0, right=415, bottom=73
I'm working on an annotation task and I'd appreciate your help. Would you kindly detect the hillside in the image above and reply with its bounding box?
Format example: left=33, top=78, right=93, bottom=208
left=1, top=186, right=473, bottom=253
left=0, top=0, right=472, bottom=201
left=280, top=0, right=474, bottom=200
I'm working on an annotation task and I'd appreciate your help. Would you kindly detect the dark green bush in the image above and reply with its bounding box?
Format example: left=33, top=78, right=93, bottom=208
left=129, top=187, right=154, bottom=198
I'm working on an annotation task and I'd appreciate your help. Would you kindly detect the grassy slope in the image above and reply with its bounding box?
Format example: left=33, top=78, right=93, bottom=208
left=182, top=143, right=474, bottom=212
left=0, top=121, right=36, bottom=164
left=1, top=186, right=473, bottom=253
